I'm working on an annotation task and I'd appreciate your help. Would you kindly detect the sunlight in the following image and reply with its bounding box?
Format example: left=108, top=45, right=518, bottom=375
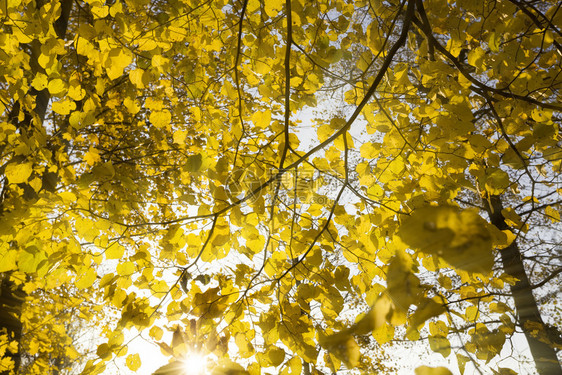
left=181, top=352, right=208, bottom=375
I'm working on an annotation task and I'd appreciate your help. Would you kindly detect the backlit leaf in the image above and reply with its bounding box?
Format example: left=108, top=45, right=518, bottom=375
left=398, top=206, right=494, bottom=274
left=126, top=353, right=141, bottom=371
left=76, top=268, right=96, bottom=289
left=415, top=366, right=453, bottom=375
left=5, top=162, right=33, bottom=184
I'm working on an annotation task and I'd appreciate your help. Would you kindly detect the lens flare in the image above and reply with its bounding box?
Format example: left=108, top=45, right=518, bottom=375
left=182, top=352, right=207, bottom=375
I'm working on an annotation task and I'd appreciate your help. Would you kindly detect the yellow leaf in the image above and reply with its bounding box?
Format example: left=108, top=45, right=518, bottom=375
left=467, top=47, right=485, bottom=71
left=545, top=205, right=560, bottom=222
left=497, top=368, right=517, bottom=375
left=415, top=366, right=453, bottom=375
left=501, top=207, right=525, bottom=230
left=360, top=142, right=379, bottom=159
left=334, top=131, right=354, bottom=151
left=485, top=168, right=510, bottom=195
left=490, top=302, right=510, bottom=314
left=317, top=124, right=334, bottom=143
left=235, top=333, right=254, bottom=358
left=52, top=99, right=76, bottom=115
left=410, top=298, right=445, bottom=330
left=92, top=161, right=115, bottom=179
left=96, top=343, right=110, bottom=358
left=371, top=323, right=394, bottom=344
left=152, top=280, right=169, bottom=293
left=428, top=335, right=451, bottom=358
left=116, top=261, right=136, bottom=276
left=457, top=354, right=469, bottom=374
left=264, top=0, right=283, bottom=16
left=267, top=347, right=285, bottom=367
left=251, top=110, right=271, bottom=128
left=149, top=326, right=163, bottom=341
left=84, top=147, right=101, bottom=166
left=397, top=206, right=494, bottom=274
left=387, top=251, right=422, bottom=315
left=76, top=268, right=96, bottom=289
left=68, top=83, right=86, bottom=100
left=354, top=294, right=393, bottom=334
left=166, top=26, right=188, bottom=42
left=488, top=32, right=499, bottom=52
left=438, top=274, right=452, bottom=289
left=91, top=4, right=109, bottom=18
left=466, top=305, right=480, bottom=321
left=110, top=1, right=123, bottom=17
left=124, top=97, right=140, bottom=114
left=59, top=191, right=77, bottom=202
left=17, top=245, right=47, bottom=273
left=126, top=353, right=141, bottom=371
left=173, top=129, right=187, bottom=144
left=106, top=48, right=133, bottom=80
left=151, top=55, right=170, bottom=73
left=105, top=244, right=124, bottom=259
left=5, top=162, right=33, bottom=184
left=319, top=330, right=361, bottom=369
left=429, top=321, right=449, bottom=338
left=31, top=73, right=48, bottom=90
left=458, top=72, right=472, bottom=88
left=129, top=68, right=148, bottom=89
left=12, top=27, right=33, bottom=43
left=185, top=154, right=203, bottom=172
left=150, top=110, right=172, bottom=128
left=531, top=109, right=551, bottom=123
left=47, top=78, right=66, bottom=95
left=0, top=250, right=18, bottom=272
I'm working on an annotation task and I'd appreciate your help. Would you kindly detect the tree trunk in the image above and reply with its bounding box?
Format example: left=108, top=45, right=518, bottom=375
left=0, top=278, right=25, bottom=374
left=0, top=1, right=72, bottom=373
left=484, top=194, right=562, bottom=375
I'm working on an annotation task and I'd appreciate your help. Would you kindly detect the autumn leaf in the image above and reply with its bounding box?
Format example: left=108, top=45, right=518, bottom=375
left=5, top=162, right=33, bottom=184
left=2, top=0, right=561, bottom=374
left=398, top=206, right=494, bottom=274
left=126, top=353, right=141, bottom=371
left=415, top=366, right=453, bottom=375
left=75, top=268, right=96, bottom=289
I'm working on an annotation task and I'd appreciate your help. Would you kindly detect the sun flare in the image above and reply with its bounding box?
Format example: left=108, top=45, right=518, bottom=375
left=182, top=352, right=208, bottom=375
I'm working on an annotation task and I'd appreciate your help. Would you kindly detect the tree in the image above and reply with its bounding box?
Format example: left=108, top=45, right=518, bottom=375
left=1, top=0, right=562, bottom=374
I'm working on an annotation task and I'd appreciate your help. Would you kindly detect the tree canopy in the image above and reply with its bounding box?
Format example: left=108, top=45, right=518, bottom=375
left=1, top=0, right=562, bottom=374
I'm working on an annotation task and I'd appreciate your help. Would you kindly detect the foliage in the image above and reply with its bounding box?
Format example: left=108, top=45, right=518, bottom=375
left=1, top=0, right=562, bottom=374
